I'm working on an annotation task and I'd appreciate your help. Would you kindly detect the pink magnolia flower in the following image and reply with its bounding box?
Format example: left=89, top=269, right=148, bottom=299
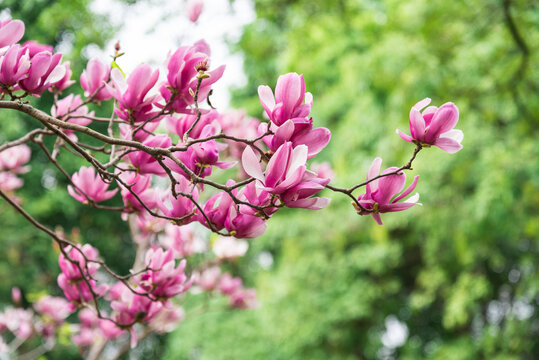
left=166, top=110, right=220, bottom=140
left=11, top=287, right=22, bottom=305
left=225, top=205, right=267, bottom=238
left=263, top=117, right=331, bottom=159
left=51, top=94, right=94, bottom=140
left=34, top=296, right=74, bottom=323
left=159, top=40, right=225, bottom=113
left=19, top=51, right=66, bottom=95
left=135, top=211, right=168, bottom=242
left=72, top=308, right=101, bottom=348
left=164, top=125, right=235, bottom=180
left=229, top=288, right=258, bottom=309
left=136, top=248, right=193, bottom=299
left=159, top=223, right=206, bottom=258
left=0, top=307, right=34, bottom=339
left=80, top=58, right=112, bottom=101
left=107, top=65, right=160, bottom=123
left=125, top=134, right=172, bottom=176
left=21, top=40, right=53, bottom=57
left=119, top=121, right=160, bottom=142
left=242, top=142, right=307, bottom=195
left=356, top=157, right=420, bottom=225
left=186, top=0, right=204, bottom=23
left=50, top=61, right=75, bottom=92
left=0, top=44, right=31, bottom=87
left=109, top=282, right=163, bottom=345
left=243, top=143, right=330, bottom=210
left=118, top=172, right=159, bottom=212
left=0, top=19, right=25, bottom=48
left=212, top=236, right=248, bottom=259
left=0, top=172, right=23, bottom=191
left=194, top=266, right=221, bottom=291
left=57, top=244, right=107, bottom=304
left=218, top=273, right=242, bottom=295
left=0, top=144, right=31, bottom=173
left=68, top=166, right=118, bottom=204
left=397, top=98, right=463, bottom=153
left=258, top=72, right=313, bottom=126
left=158, top=175, right=198, bottom=222
left=149, top=303, right=185, bottom=333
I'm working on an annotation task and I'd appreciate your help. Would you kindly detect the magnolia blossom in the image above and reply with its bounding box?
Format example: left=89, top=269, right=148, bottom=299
left=159, top=223, right=206, bottom=258
left=0, top=144, right=31, bottom=173
left=218, top=273, right=242, bottom=295
left=201, top=181, right=268, bottom=238
left=258, top=72, right=313, bottom=126
left=0, top=18, right=25, bottom=48
left=149, top=304, right=185, bottom=333
left=263, top=117, right=331, bottom=159
left=21, top=40, right=53, bottom=57
left=242, top=142, right=330, bottom=210
left=51, top=94, right=94, bottom=140
left=125, top=134, right=172, bottom=176
left=34, top=296, right=74, bottom=323
left=397, top=98, right=463, bottom=153
left=166, top=110, right=220, bottom=140
left=356, top=157, right=420, bottom=225
left=158, top=175, right=198, bottom=222
left=57, top=244, right=107, bottom=304
left=0, top=172, right=23, bottom=192
left=137, top=248, right=193, bottom=299
left=212, top=236, right=248, bottom=259
left=0, top=307, right=33, bottom=339
left=0, top=44, right=31, bottom=87
left=107, top=64, right=160, bottom=123
left=194, top=266, right=221, bottom=291
left=159, top=40, right=225, bottom=113
left=229, top=288, right=258, bottom=309
left=80, top=58, right=112, bottom=101
left=68, top=166, right=118, bottom=204
left=51, top=61, right=75, bottom=91
left=118, top=172, right=159, bottom=212
left=19, top=51, right=66, bottom=95
left=186, top=0, right=204, bottom=23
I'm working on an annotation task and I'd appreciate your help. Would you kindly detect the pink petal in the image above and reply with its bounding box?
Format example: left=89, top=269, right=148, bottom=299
left=241, top=146, right=264, bottom=181
left=434, top=137, right=463, bottom=153
left=425, top=103, right=459, bottom=142
left=396, top=129, right=413, bottom=142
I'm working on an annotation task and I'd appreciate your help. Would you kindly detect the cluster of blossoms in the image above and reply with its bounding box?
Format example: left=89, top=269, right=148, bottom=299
left=0, top=144, right=31, bottom=195
left=0, top=12, right=463, bottom=358
left=0, top=288, right=74, bottom=353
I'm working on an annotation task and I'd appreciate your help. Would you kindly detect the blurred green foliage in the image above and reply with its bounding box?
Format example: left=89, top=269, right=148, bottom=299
left=165, top=0, right=538, bottom=359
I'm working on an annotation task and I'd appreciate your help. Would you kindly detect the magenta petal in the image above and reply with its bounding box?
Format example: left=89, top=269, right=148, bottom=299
left=376, top=171, right=406, bottom=205
left=425, top=103, right=459, bottom=142
left=392, top=175, right=419, bottom=203
left=434, top=137, right=463, bottom=153
left=258, top=85, right=275, bottom=119
left=294, top=127, right=331, bottom=159
left=265, top=143, right=290, bottom=188
left=286, top=197, right=330, bottom=210
left=371, top=212, right=383, bottom=225
left=241, top=146, right=264, bottom=181
left=273, top=120, right=295, bottom=149
left=396, top=129, right=413, bottom=142
left=409, top=108, right=425, bottom=140
left=0, top=20, right=25, bottom=48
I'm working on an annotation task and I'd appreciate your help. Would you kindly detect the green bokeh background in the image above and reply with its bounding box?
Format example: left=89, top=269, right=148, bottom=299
left=0, top=0, right=537, bottom=359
